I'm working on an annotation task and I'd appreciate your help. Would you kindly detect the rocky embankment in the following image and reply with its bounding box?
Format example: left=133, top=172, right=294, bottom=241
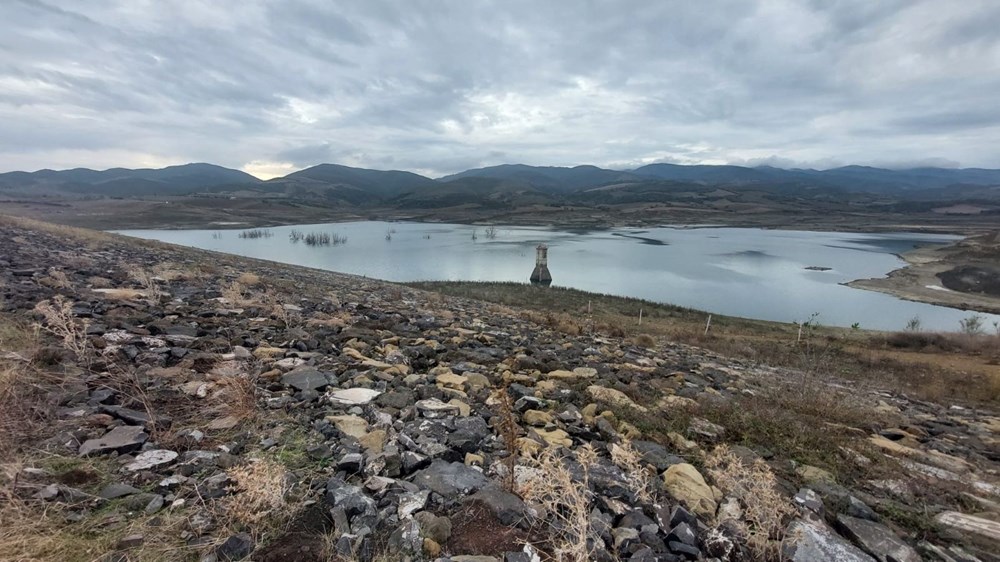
left=1, top=217, right=999, bottom=562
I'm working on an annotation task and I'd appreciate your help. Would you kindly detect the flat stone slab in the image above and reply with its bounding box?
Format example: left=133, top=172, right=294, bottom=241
left=935, top=511, right=1000, bottom=542
left=79, top=425, right=148, bottom=457
left=124, top=449, right=179, bottom=472
left=783, top=517, right=876, bottom=562
left=326, top=414, right=370, bottom=439
left=328, top=388, right=382, bottom=405
left=281, top=368, right=336, bottom=391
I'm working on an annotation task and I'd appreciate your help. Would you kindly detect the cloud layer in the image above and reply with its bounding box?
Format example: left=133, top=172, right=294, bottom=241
left=3, top=0, right=999, bottom=177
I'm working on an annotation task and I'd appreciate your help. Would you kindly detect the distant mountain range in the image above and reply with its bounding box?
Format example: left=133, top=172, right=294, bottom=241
left=3, top=161, right=1000, bottom=209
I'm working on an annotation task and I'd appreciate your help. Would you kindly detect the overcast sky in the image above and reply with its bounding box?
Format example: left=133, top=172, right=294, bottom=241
left=2, top=1, right=1000, bottom=178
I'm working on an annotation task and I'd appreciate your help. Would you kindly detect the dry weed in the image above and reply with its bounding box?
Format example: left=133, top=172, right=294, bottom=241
left=491, top=385, right=521, bottom=492
left=705, top=445, right=795, bottom=559
left=221, top=280, right=255, bottom=307
left=633, top=333, right=656, bottom=348
left=41, top=268, right=71, bottom=289
left=609, top=439, right=655, bottom=504
left=519, top=445, right=600, bottom=561
left=236, top=272, right=261, bottom=286
left=33, top=296, right=89, bottom=360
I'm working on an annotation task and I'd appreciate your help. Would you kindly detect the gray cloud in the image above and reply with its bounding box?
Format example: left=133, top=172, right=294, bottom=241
left=1, top=0, right=999, bottom=178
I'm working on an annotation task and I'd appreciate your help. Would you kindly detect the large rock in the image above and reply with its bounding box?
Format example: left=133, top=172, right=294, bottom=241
left=632, top=440, right=684, bottom=471
left=326, top=414, right=369, bottom=439
left=79, top=425, right=148, bottom=456
left=835, top=514, right=921, bottom=562
left=412, top=459, right=489, bottom=497
left=783, top=517, right=876, bottom=562
left=587, top=385, right=647, bottom=412
left=662, top=463, right=717, bottom=519
left=325, top=478, right=377, bottom=518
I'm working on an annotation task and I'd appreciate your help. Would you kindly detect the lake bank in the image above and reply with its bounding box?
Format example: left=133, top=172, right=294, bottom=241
left=847, top=232, right=1000, bottom=315
left=115, top=221, right=1000, bottom=332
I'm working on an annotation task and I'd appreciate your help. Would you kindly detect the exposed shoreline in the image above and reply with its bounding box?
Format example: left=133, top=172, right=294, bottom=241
left=846, top=241, right=1000, bottom=316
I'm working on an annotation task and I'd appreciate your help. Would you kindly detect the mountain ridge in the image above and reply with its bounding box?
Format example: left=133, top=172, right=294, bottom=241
left=2, top=161, right=1000, bottom=207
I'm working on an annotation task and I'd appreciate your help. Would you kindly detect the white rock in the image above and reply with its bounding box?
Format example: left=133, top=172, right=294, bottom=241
left=124, top=450, right=179, bottom=472
left=328, top=388, right=383, bottom=406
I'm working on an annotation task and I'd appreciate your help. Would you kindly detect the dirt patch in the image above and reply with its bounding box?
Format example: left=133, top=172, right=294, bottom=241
left=254, top=505, right=332, bottom=562
left=56, top=468, right=98, bottom=486
left=447, top=503, right=533, bottom=557
left=255, top=532, right=327, bottom=562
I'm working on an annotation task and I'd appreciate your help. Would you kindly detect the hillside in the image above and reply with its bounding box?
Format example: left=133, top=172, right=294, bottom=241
left=0, top=216, right=998, bottom=561
left=0, top=163, right=260, bottom=197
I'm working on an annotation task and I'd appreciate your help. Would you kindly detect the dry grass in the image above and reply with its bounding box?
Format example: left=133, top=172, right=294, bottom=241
left=220, top=458, right=296, bottom=540
left=705, top=445, right=796, bottom=560
left=0, top=214, right=114, bottom=249
left=32, top=296, right=89, bottom=360
left=0, top=315, right=40, bottom=456
left=0, top=464, right=197, bottom=562
left=519, top=445, right=600, bottom=562
left=128, top=266, right=162, bottom=300
left=216, top=371, right=260, bottom=424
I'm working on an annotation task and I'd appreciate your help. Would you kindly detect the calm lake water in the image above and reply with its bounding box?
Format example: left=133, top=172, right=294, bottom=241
left=117, top=222, right=1000, bottom=332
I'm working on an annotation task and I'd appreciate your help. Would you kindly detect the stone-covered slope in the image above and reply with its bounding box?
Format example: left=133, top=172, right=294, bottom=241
left=0, top=217, right=998, bottom=562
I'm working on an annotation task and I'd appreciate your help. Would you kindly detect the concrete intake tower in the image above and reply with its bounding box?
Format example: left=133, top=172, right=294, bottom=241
left=530, top=243, right=552, bottom=286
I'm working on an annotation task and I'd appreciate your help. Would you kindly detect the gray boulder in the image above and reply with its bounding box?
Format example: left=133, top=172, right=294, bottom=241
left=466, top=484, right=532, bottom=526
left=783, top=517, right=876, bottom=562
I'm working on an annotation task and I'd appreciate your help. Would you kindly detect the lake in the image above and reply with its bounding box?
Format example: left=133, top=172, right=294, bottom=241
left=116, top=221, right=1000, bottom=332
